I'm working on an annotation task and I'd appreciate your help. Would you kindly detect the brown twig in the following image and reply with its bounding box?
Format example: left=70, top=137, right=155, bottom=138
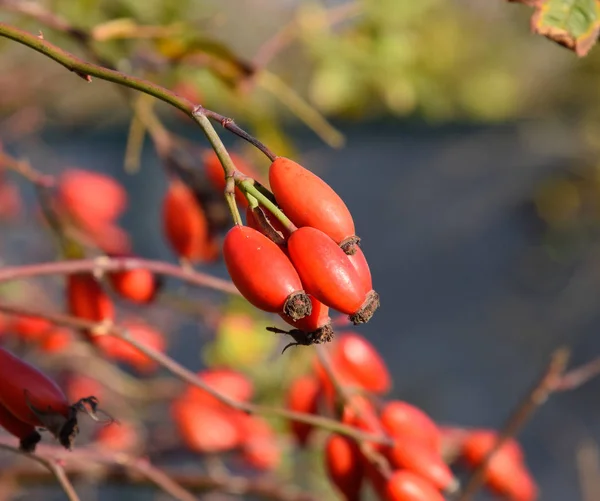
left=0, top=302, right=393, bottom=446
left=0, top=439, right=316, bottom=501
left=0, top=256, right=239, bottom=295
left=457, top=347, right=571, bottom=501
left=554, top=356, right=600, bottom=391
left=0, top=443, right=80, bottom=501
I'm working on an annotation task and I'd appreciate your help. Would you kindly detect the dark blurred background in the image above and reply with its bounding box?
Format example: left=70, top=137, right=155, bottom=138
left=2, top=1, right=600, bottom=500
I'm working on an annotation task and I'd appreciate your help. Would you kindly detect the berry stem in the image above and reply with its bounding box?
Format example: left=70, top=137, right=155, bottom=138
left=238, top=177, right=297, bottom=233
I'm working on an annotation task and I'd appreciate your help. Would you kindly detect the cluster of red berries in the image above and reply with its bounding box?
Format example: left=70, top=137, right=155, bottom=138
left=171, top=369, right=280, bottom=470
left=224, top=157, right=379, bottom=348
left=284, top=331, right=537, bottom=501
left=0, top=346, right=98, bottom=452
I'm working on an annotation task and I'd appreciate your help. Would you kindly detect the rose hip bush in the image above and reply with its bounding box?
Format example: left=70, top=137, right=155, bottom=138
left=0, top=2, right=596, bottom=501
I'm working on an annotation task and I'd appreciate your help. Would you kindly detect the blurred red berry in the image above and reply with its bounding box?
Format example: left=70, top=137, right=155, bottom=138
left=380, top=401, right=441, bottom=453
left=286, top=375, right=320, bottom=447
left=385, top=470, right=445, bottom=501
left=324, top=434, right=364, bottom=501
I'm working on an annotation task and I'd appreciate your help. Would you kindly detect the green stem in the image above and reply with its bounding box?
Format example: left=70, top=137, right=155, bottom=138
left=192, top=112, right=242, bottom=225
left=239, top=179, right=297, bottom=233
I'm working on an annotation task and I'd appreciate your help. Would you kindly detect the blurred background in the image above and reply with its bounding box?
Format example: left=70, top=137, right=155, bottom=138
left=2, top=0, right=600, bottom=500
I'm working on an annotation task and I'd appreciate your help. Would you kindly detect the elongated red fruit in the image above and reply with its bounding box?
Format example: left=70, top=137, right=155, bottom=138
left=67, top=273, right=114, bottom=323
left=269, top=157, right=359, bottom=254
left=386, top=439, right=458, bottom=493
left=347, top=247, right=372, bottom=291
left=287, top=227, right=379, bottom=324
left=325, top=434, right=364, bottom=501
left=380, top=401, right=442, bottom=453
left=286, top=375, right=320, bottom=447
left=224, top=225, right=312, bottom=320
left=162, top=179, right=219, bottom=262
left=107, top=254, right=159, bottom=304
left=0, top=402, right=41, bottom=452
left=385, top=470, right=445, bottom=501
left=0, top=347, right=77, bottom=448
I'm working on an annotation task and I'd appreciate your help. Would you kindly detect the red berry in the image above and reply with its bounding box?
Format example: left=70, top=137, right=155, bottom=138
left=94, top=420, right=141, bottom=453
left=65, top=374, right=104, bottom=405
left=325, top=434, right=364, bottom=501
left=385, top=470, right=445, bottom=501
left=380, top=401, right=442, bottom=453
left=10, top=315, right=52, bottom=342
left=341, top=395, right=382, bottom=435
left=183, top=369, right=254, bottom=408
left=67, top=273, right=114, bottom=324
left=335, top=333, right=391, bottom=394
left=347, top=246, right=373, bottom=291
left=162, top=179, right=219, bottom=262
left=224, top=225, right=311, bottom=320
left=172, top=398, right=241, bottom=453
left=287, top=227, right=379, bottom=324
left=107, top=255, right=159, bottom=304
left=237, top=414, right=281, bottom=470
left=286, top=375, right=320, bottom=447
left=0, top=347, right=75, bottom=448
left=386, top=439, right=458, bottom=493
left=94, top=320, right=165, bottom=374
left=268, top=157, right=358, bottom=253
left=58, top=168, right=127, bottom=231
left=39, top=329, right=74, bottom=353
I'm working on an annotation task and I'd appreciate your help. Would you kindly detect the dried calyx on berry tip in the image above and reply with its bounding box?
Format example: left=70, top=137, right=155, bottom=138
left=340, top=235, right=361, bottom=255
left=349, top=290, right=380, bottom=325
left=282, top=291, right=312, bottom=321
left=267, top=325, right=335, bottom=353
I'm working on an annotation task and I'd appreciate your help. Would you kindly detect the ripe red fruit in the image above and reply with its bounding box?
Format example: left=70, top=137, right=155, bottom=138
left=386, top=439, right=458, bottom=493
left=286, top=375, right=320, bottom=447
left=347, top=246, right=373, bottom=291
left=162, top=179, right=219, bottom=262
left=324, top=434, right=364, bottom=501
left=67, top=273, right=114, bottom=326
left=287, top=227, right=379, bottom=324
left=341, top=395, right=382, bottom=435
left=183, top=369, right=254, bottom=408
left=0, top=347, right=77, bottom=448
left=238, top=414, right=281, bottom=470
left=461, top=430, right=537, bottom=501
left=385, top=470, right=445, bottom=501
left=224, top=225, right=312, bottom=320
left=107, top=256, right=159, bottom=304
left=94, top=320, right=165, bottom=374
left=380, top=401, right=442, bottom=453
left=58, top=169, right=127, bottom=231
left=204, top=151, right=263, bottom=207
left=0, top=402, right=41, bottom=452
left=10, top=315, right=52, bottom=342
left=268, top=157, right=359, bottom=254
left=172, top=398, right=241, bottom=453
left=39, top=328, right=73, bottom=353
left=335, top=333, right=391, bottom=394
left=65, top=375, right=104, bottom=405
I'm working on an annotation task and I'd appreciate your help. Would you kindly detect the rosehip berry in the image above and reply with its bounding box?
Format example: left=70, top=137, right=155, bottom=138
left=287, top=227, right=379, bottom=324
left=380, top=401, right=442, bottom=453
left=107, top=255, right=159, bottom=304
left=286, top=375, right=320, bottom=447
left=385, top=470, right=445, bottom=501
left=224, top=225, right=312, bottom=320
left=0, top=402, right=41, bottom=452
left=162, top=179, right=219, bottom=262
left=269, top=157, right=359, bottom=254
left=182, top=369, right=254, bottom=408
left=325, top=434, right=364, bottom=501
left=386, top=439, right=458, bottom=493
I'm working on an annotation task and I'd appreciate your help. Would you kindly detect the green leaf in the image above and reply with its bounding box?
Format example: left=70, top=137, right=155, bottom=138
left=521, top=0, right=600, bottom=56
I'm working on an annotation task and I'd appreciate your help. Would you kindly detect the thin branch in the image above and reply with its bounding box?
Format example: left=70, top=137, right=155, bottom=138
left=0, top=22, right=275, bottom=161
left=0, top=439, right=317, bottom=501
left=554, top=356, right=600, bottom=391
left=0, top=256, right=239, bottom=295
left=0, top=443, right=80, bottom=501
left=457, top=347, right=570, bottom=501
left=0, top=302, right=392, bottom=446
